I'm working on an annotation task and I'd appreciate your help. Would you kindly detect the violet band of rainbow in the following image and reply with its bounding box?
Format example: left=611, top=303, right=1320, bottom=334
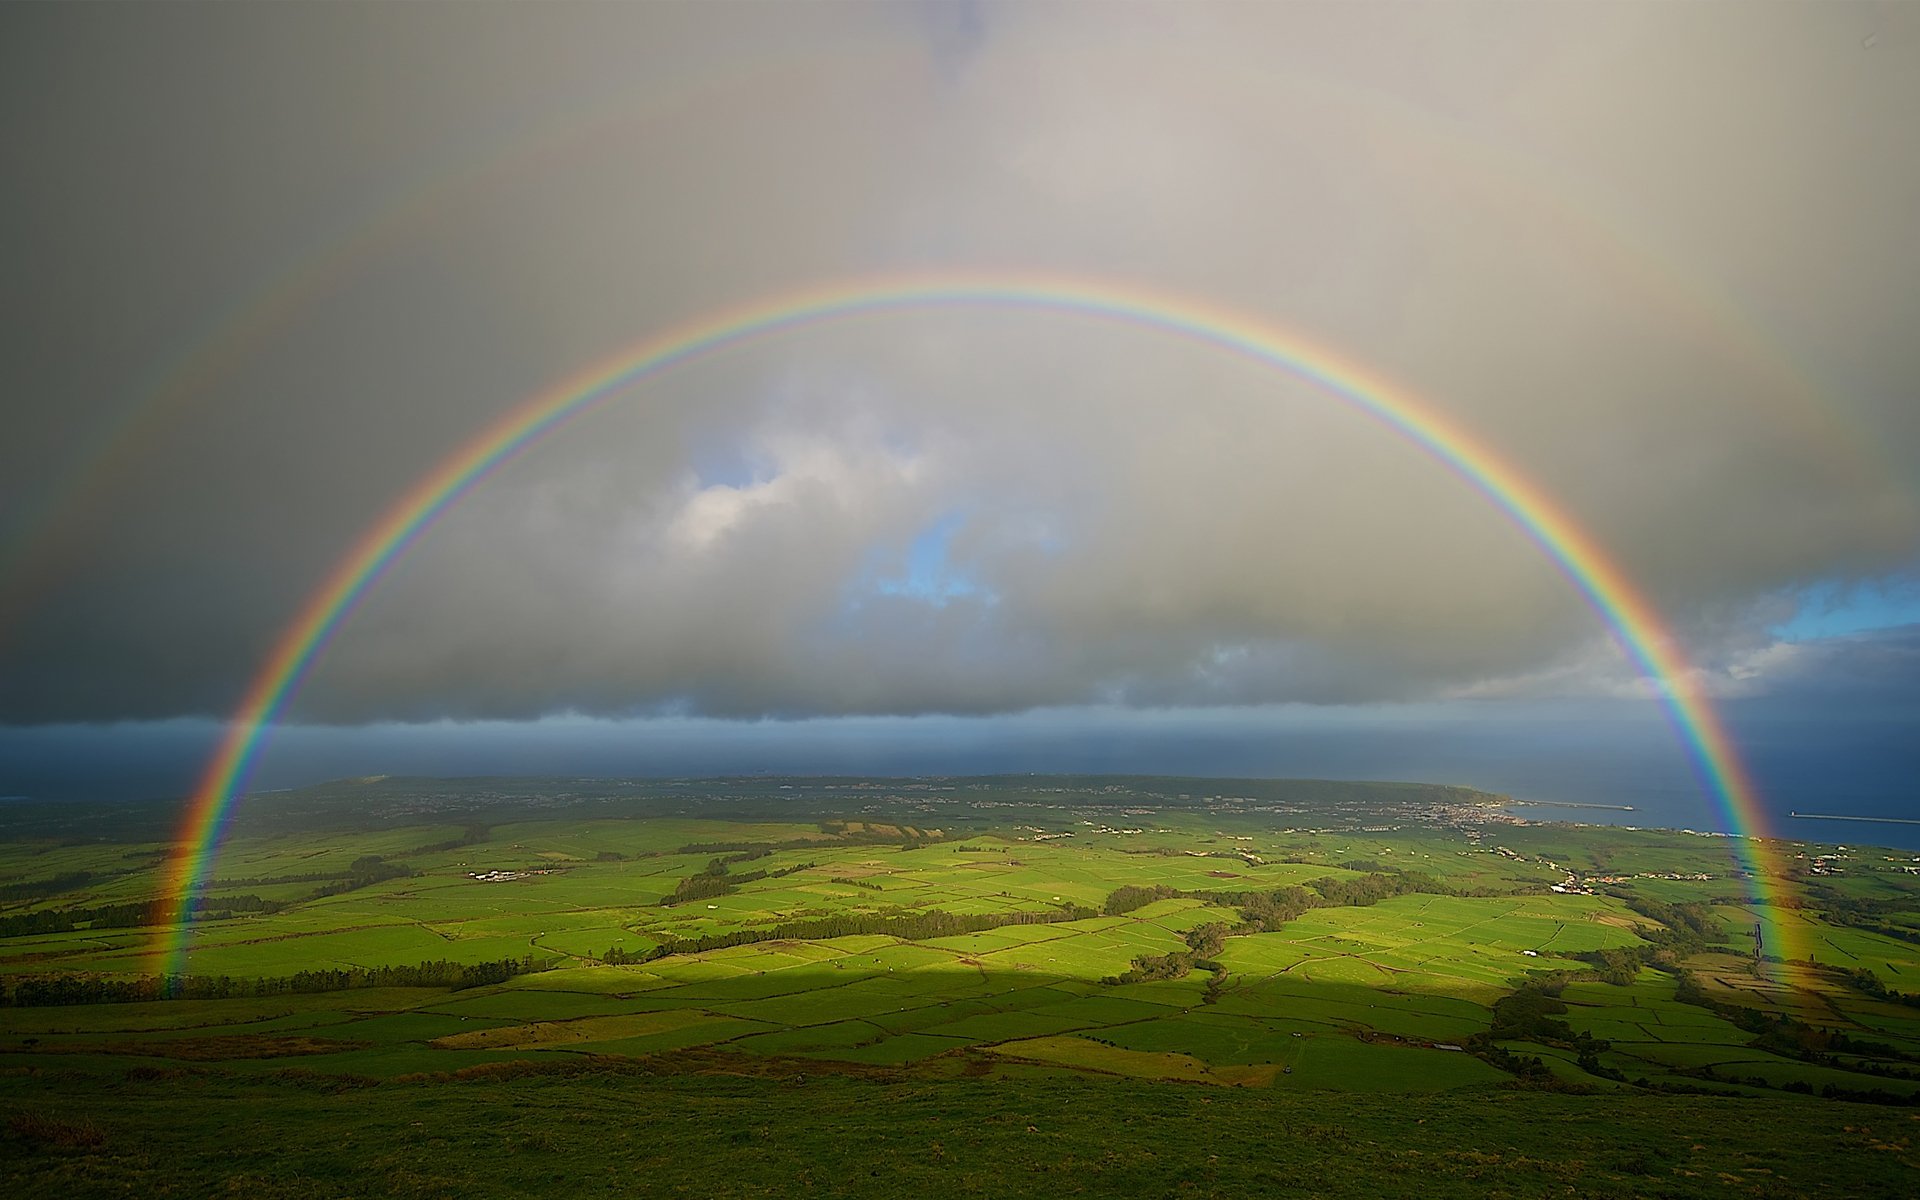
left=152, top=272, right=1802, bottom=978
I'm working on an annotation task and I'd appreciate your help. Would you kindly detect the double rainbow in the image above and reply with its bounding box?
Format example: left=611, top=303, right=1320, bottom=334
left=152, top=272, right=1800, bottom=976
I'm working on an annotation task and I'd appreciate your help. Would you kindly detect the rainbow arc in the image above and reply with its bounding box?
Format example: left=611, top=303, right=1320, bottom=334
left=152, top=272, right=1801, bottom=977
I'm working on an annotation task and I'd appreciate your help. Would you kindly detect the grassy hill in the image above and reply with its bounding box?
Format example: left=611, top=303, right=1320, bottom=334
left=5, top=776, right=1919, bottom=1195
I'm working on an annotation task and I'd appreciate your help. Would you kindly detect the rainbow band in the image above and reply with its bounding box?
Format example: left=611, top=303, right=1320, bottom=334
left=153, top=272, right=1800, bottom=976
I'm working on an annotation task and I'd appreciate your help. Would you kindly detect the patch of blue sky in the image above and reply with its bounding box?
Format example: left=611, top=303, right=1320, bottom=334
left=1772, top=571, right=1920, bottom=641
left=867, top=510, right=994, bottom=606
left=685, top=437, right=763, bottom=490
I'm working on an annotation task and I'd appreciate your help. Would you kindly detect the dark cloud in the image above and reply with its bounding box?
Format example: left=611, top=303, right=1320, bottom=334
left=1731, top=624, right=1920, bottom=707
left=0, top=3, right=1916, bottom=727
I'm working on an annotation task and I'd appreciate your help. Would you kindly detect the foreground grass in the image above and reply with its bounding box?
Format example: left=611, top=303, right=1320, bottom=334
left=9, top=785, right=1920, bottom=1194
left=5, top=1059, right=1919, bottom=1198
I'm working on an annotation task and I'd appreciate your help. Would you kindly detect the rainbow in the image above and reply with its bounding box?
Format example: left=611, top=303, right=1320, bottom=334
left=151, top=271, right=1805, bottom=978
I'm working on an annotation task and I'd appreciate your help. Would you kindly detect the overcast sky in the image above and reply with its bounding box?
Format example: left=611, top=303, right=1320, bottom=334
left=1, top=3, right=1915, bottom=811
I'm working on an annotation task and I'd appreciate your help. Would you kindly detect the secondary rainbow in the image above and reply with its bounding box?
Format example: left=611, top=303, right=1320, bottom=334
left=151, top=271, right=1804, bottom=978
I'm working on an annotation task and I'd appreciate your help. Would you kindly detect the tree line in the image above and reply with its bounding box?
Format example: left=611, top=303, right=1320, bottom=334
left=1102, top=923, right=1228, bottom=986
left=660, top=854, right=815, bottom=906
left=0, top=854, right=419, bottom=938
left=1800, top=882, right=1920, bottom=948
left=602, top=902, right=1098, bottom=964
left=1106, top=869, right=1457, bottom=932
left=1837, top=965, right=1920, bottom=1010
left=1666, top=965, right=1920, bottom=1104
left=0, top=893, right=287, bottom=939
left=1612, top=894, right=1727, bottom=946
left=1496, top=944, right=1920, bottom=1103
left=1472, top=979, right=1621, bottom=1079
left=0, top=871, right=100, bottom=901
left=1098, top=870, right=1463, bottom=986
left=0, top=954, right=549, bottom=1008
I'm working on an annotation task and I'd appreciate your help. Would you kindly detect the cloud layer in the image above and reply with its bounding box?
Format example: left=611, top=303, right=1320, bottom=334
left=1, top=2, right=1916, bottom=725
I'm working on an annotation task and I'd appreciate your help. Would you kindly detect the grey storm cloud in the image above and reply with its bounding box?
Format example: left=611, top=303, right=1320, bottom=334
left=1, top=1, right=1917, bottom=726
left=1729, top=625, right=1920, bottom=708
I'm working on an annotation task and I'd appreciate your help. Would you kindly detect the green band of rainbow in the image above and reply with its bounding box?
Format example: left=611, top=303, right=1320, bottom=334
left=152, top=272, right=1801, bottom=977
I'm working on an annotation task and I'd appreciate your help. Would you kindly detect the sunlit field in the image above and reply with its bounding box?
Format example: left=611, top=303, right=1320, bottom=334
left=6, top=776, right=1920, bottom=1195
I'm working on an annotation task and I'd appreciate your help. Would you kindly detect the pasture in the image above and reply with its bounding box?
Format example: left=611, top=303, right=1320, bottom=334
left=6, top=778, right=1920, bottom=1109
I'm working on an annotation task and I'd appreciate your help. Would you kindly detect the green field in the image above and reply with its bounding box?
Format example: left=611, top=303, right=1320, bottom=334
left=5, top=774, right=1920, bottom=1195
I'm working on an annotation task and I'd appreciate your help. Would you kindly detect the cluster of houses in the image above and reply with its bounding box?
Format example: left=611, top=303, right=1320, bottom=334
left=1553, top=869, right=1714, bottom=894
left=1077, top=820, right=1150, bottom=835
left=464, top=868, right=557, bottom=883
left=1013, top=826, right=1076, bottom=842
left=1807, top=851, right=1849, bottom=876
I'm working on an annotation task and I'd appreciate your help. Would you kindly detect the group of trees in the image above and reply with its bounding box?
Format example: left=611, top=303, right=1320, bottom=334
left=1562, top=945, right=1663, bottom=987
left=1105, top=870, right=1457, bottom=937
left=1229, top=885, right=1322, bottom=932
left=1802, top=883, right=1920, bottom=948
left=661, top=853, right=815, bottom=907
left=1102, top=885, right=1180, bottom=916
left=1103, top=922, right=1229, bottom=986
left=0, top=893, right=289, bottom=940
left=1091, top=869, right=1469, bottom=987
left=1, top=852, right=430, bottom=940
left=1693, top=1064, right=1920, bottom=1106
left=1675, top=966, right=1920, bottom=1072
left=1204, top=872, right=1458, bottom=933
left=1838, top=965, right=1920, bottom=1010
left=0, top=871, right=98, bottom=901
left=383, top=823, right=492, bottom=859
left=305, top=856, right=414, bottom=900
left=1472, top=980, right=1622, bottom=1080
left=675, top=841, right=789, bottom=856
left=1473, top=1042, right=1559, bottom=1084
left=814, top=822, right=945, bottom=848
left=602, top=901, right=1098, bottom=965
left=0, top=955, right=548, bottom=1008
left=664, top=870, right=744, bottom=906
left=1614, top=895, right=1726, bottom=947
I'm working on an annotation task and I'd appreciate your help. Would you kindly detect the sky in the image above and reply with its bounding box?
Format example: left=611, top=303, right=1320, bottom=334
left=1, top=3, right=1916, bottom=834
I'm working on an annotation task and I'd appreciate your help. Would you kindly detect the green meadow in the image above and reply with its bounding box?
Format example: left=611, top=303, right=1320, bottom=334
left=4, top=775, right=1920, bottom=1195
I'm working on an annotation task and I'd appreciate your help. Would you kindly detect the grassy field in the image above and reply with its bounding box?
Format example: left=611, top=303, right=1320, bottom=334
left=8, top=1061, right=1920, bottom=1198
left=5, top=774, right=1920, bottom=1194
